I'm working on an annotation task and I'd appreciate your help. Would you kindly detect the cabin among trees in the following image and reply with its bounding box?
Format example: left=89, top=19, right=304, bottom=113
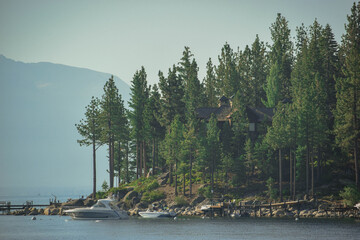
left=196, top=96, right=274, bottom=137
left=77, top=2, right=360, bottom=203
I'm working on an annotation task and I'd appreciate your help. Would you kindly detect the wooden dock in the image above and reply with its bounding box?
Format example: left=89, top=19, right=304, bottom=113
left=0, top=201, right=52, bottom=213
left=200, top=199, right=359, bottom=218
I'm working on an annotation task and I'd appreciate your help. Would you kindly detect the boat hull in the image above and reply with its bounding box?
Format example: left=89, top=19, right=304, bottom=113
left=138, top=211, right=176, bottom=218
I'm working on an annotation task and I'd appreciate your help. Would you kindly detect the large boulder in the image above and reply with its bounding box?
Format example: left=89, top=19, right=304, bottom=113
left=131, top=197, right=141, bottom=207
left=135, top=202, right=148, bottom=210
left=124, top=190, right=139, bottom=201
left=157, top=172, right=169, bottom=185
left=44, top=207, right=51, bottom=215
left=83, top=198, right=95, bottom=207
left=190, top=196, right=205, bottom=206
left=29, top=208, right=39, bottom=215
left=62, top=199, right=84, bottom=207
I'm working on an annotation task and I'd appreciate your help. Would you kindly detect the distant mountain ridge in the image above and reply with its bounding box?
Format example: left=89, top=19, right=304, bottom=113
left=0, top=55, right=130, bottom=191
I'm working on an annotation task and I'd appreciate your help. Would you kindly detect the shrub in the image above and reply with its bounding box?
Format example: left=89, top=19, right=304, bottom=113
left=145, top=179, right=159, bottom=192
left=174, top=196, right=189, bottom=207
left=339, top=185, right=360, bottom=207
left=133, top=177, right=158, bottom=193
left=96, top=191, right=107, bottom=199
left=266, top=177, right=278, bottom=201
left=141, top=190, right=165, bottom=203
left=102, top=181, right=109, bottom=192
left=198, top=186, right=213, bottom=198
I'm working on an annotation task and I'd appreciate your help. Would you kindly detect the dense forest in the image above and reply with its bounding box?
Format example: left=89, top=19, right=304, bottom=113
left=76, top=2, right=360, bottom=202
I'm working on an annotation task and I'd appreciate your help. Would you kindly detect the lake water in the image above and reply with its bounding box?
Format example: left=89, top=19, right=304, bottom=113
left=0, top=215, right=359, bottom=240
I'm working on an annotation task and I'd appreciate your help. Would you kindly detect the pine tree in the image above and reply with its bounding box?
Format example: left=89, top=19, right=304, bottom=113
left=147, top=84, right=165, bottom=175
left=335, top=2, right=360, bottom=189
left=251, top=35, right=268, bottom=107
left=265, top=13, right=293, bottom=105
left=178, top=47, right=204, bottom=121
left=101, top=76, right=121, bottom=188
left=180, top=119, right=198, bottom=196
left=162, top=115, right=183, bottom=196
left=76, top=96, right=102, bottom=198
left=113, top=93, right=127, bottom=186
left=206, top=114, right=221, bottom=192
left=217, top=42, right=239, bottom=97
left=129, top=67, right=149, bottom=178
left=158, top=65, right=185, bottom=126
left=203, top=58, right=218, bottom=107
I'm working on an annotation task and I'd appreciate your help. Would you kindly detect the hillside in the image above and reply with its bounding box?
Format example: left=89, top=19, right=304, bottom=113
left=0, top=55, right=130, bottom=192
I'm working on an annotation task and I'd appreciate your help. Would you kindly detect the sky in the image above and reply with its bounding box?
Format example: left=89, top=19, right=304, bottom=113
left=0, top=0, right=356, bottom=196
left=0, top=0, right=356, bottom=86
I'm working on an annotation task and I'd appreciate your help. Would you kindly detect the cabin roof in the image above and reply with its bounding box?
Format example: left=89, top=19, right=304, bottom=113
left=246, top=107, right=274, bottom=122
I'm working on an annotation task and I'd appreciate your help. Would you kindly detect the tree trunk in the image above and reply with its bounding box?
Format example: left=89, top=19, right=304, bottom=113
left=139, top=141, right=143, bottom=178
left=279, top=149, right=282, bottom=202
left=189, top=149, right=192, bottom=197
left=293, top=151, right=296, bottom=200
left=311, top=151, right=314, bottom=197
left=183, top=172, right=186, bottom=196
left=92, top=138, right=96, bottom=199
left=169, top=164, right=173, bottom=185
left=126, top=141, right=129, bottom=183
left=136, top=141, right=140, bottom=179
left=110, top=137, right=115, bottom=188
left=175, top=160, right=178, bottom=196
left=354, top=86, right=359, bottom=189
left=290, top=148, right=292, bottom=199
left=306, top=138, right=309, bottom=195
left=118, top=141, right=121, bottom=186
left=143, top=140, right=147, bottom=177
left=152, top=138, right=156, bottom=176
left=355, top=139, right=359, bottom=189
left=108, top=136, right=113, bottom=188
left=211, top=156, right=215, bottom=193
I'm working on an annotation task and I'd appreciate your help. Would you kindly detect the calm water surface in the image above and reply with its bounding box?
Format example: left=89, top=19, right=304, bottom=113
left=0, top=215, right=359, bottom=240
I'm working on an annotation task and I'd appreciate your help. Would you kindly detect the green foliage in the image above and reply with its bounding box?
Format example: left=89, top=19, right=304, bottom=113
left=198, top=186, right=213, bottom=198
left=133, top=177, right=159, bottom=193
left=339, top=185, right=360, bottom=207
left=174, top=196, right=189, bottom=207
left=96, top=191, right=107, bottom=199
left=108, top=186, right=126, bottom=194
left=102, top=181, right=109, bottom=192
left=141, top=190, right=165, bottom=203
left=266, top=177, right=278, bottom=200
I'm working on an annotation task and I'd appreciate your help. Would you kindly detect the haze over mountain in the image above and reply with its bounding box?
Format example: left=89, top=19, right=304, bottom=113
left=0, top=55, right=130, bottom=195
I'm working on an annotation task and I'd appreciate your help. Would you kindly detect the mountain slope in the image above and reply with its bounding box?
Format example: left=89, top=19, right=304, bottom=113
left=0, top=55, right=130, bottom=193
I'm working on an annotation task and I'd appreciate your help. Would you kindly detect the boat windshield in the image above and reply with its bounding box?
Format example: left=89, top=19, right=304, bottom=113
left=109, top=202, right=120, bottom=211
left=92, top=202, right=106, bottom=208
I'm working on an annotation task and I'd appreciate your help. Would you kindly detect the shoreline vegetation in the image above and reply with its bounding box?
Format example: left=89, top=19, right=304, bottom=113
left=3, top=173, right=360, bottom=219
left=4, top=2, right=360, bottom=219
left=73, top=1, right=360, bottom=220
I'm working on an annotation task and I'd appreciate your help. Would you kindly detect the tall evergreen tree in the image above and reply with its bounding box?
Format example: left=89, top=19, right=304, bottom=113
left=101, top=76, right=121, bottom=188
left=178, top=47, right=204, bottom=121
left=129, top=67, right=149, bottom=178
left=206, top=114, right=221, bottom=192
left=76, top=96, right=102, bottom=198
left=147, top=84, right=165, bottom=175
left=251, top=35, right=268, bottom=107
left=265, top=13, right=293, bottom=105
left=335, top=2, right=360, bottom=189
left=203, top=58, right=218, bottom=107
left=217, top=43, right=239, bottom=97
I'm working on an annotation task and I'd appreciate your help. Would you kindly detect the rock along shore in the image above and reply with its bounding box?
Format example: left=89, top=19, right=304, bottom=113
left=5, top=196, right=360, bottom=219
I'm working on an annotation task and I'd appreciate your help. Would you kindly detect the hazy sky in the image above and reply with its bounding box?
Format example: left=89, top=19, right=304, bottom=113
left=0, top=0, right=356, bottom=196
left=0, top=0, right=356, bottom=86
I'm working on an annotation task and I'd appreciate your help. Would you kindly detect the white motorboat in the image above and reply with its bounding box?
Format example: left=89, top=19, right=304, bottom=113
left=138, top=209, right=176, bottom=218
left=64, top=198, right=128, bottom=220
left=355, top=203, right=360, bottom=210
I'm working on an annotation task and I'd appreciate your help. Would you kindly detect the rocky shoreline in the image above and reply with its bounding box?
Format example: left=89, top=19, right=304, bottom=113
left=5, top=196, right=360, bottom=219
